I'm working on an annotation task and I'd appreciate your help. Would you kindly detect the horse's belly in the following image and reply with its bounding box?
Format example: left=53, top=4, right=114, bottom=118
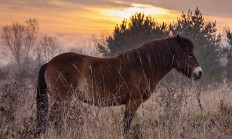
left=75, top=81, right=127, bottom=106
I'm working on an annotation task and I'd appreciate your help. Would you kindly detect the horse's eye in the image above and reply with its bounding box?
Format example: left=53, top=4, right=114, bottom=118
left=188, top=53, right=193, bottom=57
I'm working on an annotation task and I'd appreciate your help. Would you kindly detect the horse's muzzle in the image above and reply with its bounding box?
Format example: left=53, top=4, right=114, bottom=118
left=192, top=67, right=203, bottom=80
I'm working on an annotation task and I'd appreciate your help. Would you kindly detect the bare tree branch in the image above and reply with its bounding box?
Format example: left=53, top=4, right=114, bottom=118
left=1, top=19, right=39, bottom=72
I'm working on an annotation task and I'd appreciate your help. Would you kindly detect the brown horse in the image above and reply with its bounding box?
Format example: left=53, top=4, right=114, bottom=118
left=36, top=35, right=202, bottom=135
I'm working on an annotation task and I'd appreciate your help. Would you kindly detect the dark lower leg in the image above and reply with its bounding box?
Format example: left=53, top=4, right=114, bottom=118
left=49, top=101, right=65, bottom=135
left=49, top=101, right=59, bottom=124
left=123, top=100, right=142, bottom=135
left=123, top=112, right=135, bottom=135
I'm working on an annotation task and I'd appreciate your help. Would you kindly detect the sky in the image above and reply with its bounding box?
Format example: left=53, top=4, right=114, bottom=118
left=0, top=0, right=232, bottom=48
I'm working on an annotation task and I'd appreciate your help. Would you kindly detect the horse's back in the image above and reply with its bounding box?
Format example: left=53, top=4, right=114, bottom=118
left=44, top=52, right=125, bottom=101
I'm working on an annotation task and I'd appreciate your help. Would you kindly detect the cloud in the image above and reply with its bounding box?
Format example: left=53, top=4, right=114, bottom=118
left=1, top=0, right=231, bottom=18
left=65, top=0, right=131, bottom=8
left=116, top=0, right=232, bottom=18
left=0, top=0, right=131, bottom=12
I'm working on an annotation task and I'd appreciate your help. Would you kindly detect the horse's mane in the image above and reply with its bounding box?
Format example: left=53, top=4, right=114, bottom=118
left=118, top=37, right=174, bottom=67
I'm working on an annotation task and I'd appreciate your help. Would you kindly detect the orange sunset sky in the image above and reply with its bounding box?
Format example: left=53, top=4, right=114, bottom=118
left=1, top=0, right=232, bottom=47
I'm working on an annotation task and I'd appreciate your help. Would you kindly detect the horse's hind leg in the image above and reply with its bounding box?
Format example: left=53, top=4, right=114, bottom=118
left=49, top=100, right=61, bottom=134
left=49, top=100, right=70, bottom=135
left=49, top=101, right=58, bottom=126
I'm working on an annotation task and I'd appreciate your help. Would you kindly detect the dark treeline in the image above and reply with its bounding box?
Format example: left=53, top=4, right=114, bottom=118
left=98, top=8, right=232, bottom=81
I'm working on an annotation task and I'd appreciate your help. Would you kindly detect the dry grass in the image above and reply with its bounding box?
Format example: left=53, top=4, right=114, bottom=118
left=1, top=77, right=232, bottom=139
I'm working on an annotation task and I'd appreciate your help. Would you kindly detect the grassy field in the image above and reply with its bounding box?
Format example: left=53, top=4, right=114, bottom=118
left=1, top=76, right=232, bottom=139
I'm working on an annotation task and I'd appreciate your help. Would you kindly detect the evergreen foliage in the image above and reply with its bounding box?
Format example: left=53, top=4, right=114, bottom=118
left=98, top=8, right=223, bottom=80
left=98, top=13, right=169, bottom=56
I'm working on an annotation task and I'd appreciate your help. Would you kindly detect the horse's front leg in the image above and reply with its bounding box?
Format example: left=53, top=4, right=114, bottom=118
left=123, top=99, right=142, bottom=135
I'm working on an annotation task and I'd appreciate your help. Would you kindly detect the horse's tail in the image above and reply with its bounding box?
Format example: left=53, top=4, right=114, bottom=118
left=36, top=63, right=48, bottom=133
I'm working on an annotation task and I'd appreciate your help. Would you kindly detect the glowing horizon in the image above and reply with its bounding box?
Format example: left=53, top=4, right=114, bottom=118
left=0, top=1, right=232, bottom=47
left=102, top=4, right=171, bottom=22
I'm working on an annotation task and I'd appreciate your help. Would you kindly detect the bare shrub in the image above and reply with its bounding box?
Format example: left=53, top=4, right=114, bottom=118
left=218, top=100, right=232, bottom=136
left=0, top=77, right=36, bottom=139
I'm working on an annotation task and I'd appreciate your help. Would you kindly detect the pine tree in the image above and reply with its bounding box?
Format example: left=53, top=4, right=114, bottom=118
left=98, top=9, right=223, bottom=81
left=98, top=13, right=169, bottom=56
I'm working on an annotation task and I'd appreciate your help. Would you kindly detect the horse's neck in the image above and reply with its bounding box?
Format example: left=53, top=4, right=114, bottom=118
left=143, top=54, right=173, bottom=84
